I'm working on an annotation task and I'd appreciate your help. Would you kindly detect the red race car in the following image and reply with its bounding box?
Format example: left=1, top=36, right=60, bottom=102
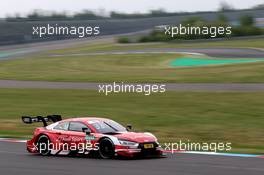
left=22, top=115, right=165, bottom=158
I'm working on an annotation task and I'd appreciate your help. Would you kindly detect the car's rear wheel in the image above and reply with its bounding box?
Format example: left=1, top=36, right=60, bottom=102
left=37, top=135, right=51, bottom=156
left=99, top=138, right=115, bottom=159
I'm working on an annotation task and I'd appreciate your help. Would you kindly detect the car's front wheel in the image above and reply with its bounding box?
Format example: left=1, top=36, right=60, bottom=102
left=98, top=138, right=115, bottom=159
left=37, top=135, right=51, bottom=156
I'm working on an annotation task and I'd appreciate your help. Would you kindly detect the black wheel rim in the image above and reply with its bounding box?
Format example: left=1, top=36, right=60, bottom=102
left=99, top=140, right=114, bottom=158
left=38, top=137, right=50, bottom=155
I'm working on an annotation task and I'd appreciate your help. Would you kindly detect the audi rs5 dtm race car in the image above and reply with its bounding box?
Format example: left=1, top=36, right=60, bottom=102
left=22, top=115, right=165, bottom=159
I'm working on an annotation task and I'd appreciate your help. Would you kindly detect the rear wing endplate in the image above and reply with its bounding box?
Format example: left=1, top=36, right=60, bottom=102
left=22, top=115, right=62, bottom=127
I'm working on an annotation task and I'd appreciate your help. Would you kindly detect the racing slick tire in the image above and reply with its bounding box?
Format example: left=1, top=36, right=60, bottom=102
left=98, top=138, right=115, bottom=159
left=37, top=135, right=51, bottom=156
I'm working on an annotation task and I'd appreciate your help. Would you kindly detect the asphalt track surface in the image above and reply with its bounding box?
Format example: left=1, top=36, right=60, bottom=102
left=0, top=36, right=116, bottom=60
left=0, top=142, right=263, bottom=175
left=50, top=48, right=264, bottom=58
left=1, top=42, right=264, bottom=59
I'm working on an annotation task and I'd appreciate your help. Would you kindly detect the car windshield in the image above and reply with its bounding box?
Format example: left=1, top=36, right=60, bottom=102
left=89, top=120, right=127, bottom=134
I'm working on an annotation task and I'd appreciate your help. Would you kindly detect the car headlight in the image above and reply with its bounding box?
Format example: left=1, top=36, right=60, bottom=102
left=118, top=139, right=139, bottom=147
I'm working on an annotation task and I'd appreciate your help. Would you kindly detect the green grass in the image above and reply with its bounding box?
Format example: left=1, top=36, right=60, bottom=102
left=0, top=53, right=177, bottom=82
left=2, top=53, right=264, bottom=82
left=0, top=88, right=264, bottom=153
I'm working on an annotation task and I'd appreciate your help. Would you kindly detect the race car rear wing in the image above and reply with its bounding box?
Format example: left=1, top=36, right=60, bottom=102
left=22, top=115, right=62, bottom=127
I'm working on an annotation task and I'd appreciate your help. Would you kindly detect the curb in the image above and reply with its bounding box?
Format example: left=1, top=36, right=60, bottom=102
left=0, top=138, right=27, bottom=143
left=163, top=150, right=264, bottom=158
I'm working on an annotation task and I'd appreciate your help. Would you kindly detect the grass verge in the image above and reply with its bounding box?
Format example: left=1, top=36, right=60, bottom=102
left=1, top=53, right=264, bottom=82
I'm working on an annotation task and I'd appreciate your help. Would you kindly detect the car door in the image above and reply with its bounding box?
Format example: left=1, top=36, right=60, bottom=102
left=52, top=121, right=71, bottom=152
left=68, top=121, right=92, bottom=152
left=52, top=121, right=70, bottom=142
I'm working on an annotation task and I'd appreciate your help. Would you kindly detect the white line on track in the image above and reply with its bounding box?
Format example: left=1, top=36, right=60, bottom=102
left=49, top=51, right=205, bottom=57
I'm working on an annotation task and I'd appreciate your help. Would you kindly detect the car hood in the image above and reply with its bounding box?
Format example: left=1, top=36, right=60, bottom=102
left=109, top=132, right=157, bottom=143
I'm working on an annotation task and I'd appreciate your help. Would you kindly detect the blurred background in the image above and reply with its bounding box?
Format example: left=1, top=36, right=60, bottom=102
left=0, top=0, right=263, bottom=44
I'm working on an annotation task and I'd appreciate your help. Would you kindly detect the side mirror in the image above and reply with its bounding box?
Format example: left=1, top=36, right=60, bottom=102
left=82, top=127, right=91, bottom=135
left=126, top=124, right=132, bottom=131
